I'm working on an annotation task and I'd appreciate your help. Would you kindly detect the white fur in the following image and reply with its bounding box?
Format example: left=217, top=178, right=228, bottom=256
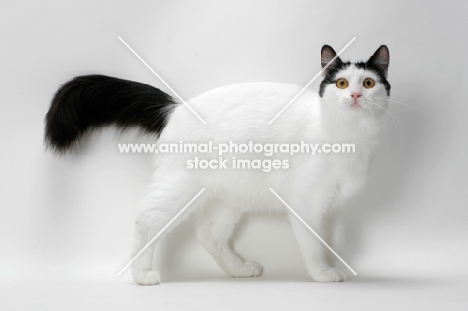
left=131, top=65, right=389, bottom=285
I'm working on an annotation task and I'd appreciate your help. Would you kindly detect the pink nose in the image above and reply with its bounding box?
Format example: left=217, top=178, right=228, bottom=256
left=351, top=92, right=362, bottom=100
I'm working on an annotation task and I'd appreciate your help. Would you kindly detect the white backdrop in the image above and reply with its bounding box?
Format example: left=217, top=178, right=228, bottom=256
left=1, top=0, right=467, bottom=295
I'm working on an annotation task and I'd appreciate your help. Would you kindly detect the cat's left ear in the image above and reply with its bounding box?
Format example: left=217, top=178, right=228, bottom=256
left=367, top=45, right=390, bottom=77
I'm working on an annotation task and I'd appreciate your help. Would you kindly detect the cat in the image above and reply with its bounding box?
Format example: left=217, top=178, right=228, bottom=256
left=45, top=44, right=390, bottom=285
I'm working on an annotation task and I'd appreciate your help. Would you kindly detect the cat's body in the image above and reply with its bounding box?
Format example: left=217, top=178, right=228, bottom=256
left=45, top=45, right=390, bottom=285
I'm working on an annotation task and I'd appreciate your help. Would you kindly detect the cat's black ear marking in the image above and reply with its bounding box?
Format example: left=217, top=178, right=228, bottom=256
left=321, top=45, right=343, bottom=76
left=367, top=45, right=390, bottom=77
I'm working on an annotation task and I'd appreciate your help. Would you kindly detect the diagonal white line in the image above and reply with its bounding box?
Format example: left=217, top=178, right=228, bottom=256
left=117, top=188, right=207, bottom=276
left=268, top=37, right=357, bottom=124
left=268, top=188, right=357, bottom=276
left=118, top=36, right=207, bottom=125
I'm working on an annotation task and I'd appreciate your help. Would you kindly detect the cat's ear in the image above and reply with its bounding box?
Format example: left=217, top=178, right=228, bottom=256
left=321, top=45, right=343, bottom=76
left=367, top=45, right=390, bottom=77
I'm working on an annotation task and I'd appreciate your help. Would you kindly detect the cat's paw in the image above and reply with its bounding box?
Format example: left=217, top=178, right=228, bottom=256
left=132, top=270, right=161, bottom=286
left=230, top=261, right=263, bottom=277
left=311, top=267, right=346, bottom=282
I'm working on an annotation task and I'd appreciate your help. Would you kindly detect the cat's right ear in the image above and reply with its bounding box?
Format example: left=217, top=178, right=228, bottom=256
left=321, top=45, right=343, bottom=76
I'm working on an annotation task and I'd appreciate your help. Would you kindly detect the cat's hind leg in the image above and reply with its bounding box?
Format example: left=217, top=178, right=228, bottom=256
left=130, top=221, right=161, bottom=285
left=131, top=179, right=206, bottom=285
left=196, top=203, right=263, bottom=278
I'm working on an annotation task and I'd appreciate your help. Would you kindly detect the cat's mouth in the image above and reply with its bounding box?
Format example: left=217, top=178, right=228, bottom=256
left=350, top=101, right=362, bottom=109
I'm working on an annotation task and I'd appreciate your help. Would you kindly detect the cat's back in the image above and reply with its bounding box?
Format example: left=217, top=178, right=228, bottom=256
left=192, top=82, right=301, bottom=104
left=163, top=82, right=321, bottom=142
left=191, top=82, right=305, bottom=120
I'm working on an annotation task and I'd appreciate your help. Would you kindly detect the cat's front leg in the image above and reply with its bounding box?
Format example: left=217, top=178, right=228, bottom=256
left=287, top=186, right=346, bottom=282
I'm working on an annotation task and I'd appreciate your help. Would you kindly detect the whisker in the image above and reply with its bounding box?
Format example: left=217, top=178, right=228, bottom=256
left=377, top=96, right=407, bottom=101
left=365, top=100, right=382, bottom=124
left=368, top=99, right=402, bottom=138
left=368, top=104, right=379, bottom=127
left=366, top=102, right=390, bottom=148
left=374, top=97, right=418, bottom=110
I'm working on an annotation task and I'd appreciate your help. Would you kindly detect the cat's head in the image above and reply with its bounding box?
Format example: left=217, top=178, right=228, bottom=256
left=319, top=45, right=390, bottom=117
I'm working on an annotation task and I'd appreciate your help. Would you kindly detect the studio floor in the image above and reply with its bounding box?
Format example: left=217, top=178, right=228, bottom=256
left=2, top=274, right=467, bottom=310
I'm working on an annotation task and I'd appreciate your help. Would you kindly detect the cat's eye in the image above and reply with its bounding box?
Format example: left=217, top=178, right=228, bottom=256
left=363, top=78, right=375, bottom=89
left=336, top=78, right=348, bottom=89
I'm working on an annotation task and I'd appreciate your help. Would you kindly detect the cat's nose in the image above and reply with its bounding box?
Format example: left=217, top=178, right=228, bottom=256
left=351, top=92, right=362, bottom=99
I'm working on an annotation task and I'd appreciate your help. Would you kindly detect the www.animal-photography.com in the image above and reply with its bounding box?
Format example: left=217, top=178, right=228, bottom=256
left=1, top=1, right=467, bottom=310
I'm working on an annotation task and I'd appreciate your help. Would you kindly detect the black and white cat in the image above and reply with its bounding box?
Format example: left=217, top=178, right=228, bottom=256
left=45, top=45, right=390, bottom=285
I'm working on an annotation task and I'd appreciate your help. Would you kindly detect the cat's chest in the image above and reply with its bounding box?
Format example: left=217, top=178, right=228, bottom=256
left=325, top=118, right=379, bottom=173
left=332, top=139, right=377, bottom=198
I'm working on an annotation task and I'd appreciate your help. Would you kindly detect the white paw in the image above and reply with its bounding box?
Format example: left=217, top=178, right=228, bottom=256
left=230, top=261, right=263, bottom=277
left=311, top=267, right=346, bottom=282
left=132, top=270, right=161, bottom=286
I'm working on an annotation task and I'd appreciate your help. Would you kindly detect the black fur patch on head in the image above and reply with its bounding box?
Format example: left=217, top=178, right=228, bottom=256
left=319, top=60, right=351, bottom=97
left=319, top=45, right=391, bottom=97
left=354, top=61, right=391, bottom=95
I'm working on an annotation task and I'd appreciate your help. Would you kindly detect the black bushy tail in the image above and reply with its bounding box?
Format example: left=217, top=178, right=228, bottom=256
left=45, top=75, right=178, bottom=153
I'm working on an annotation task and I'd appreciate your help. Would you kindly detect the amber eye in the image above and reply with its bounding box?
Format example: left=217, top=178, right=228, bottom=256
left=363, top=78, right=375, bottom=89
left=336, top=78, right=348, bottom=89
